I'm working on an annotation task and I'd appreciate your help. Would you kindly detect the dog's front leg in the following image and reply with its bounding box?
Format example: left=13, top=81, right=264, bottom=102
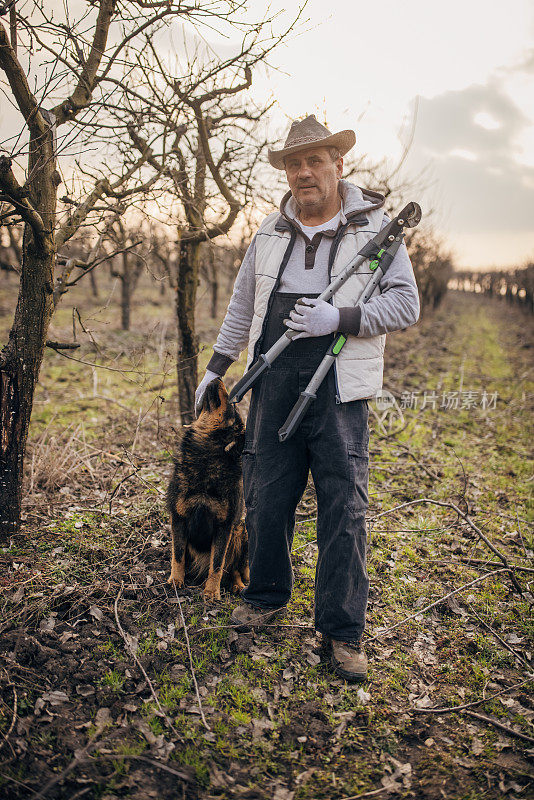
left=232, top=520, right=249, bottom=593
left=204, top=530, right=231, bottom=601
left=168, top=511, right=187, bottom=588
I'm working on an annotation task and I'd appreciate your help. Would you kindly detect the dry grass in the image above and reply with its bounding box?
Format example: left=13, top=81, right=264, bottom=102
left=26, top=421, right=98, bottom=495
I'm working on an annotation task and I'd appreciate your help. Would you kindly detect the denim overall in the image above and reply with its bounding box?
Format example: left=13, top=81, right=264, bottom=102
left=241, top=292, right=370, bottom=644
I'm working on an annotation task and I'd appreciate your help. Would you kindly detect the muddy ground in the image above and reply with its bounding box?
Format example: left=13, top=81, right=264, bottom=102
left=0, top=279, right=533, bottom=799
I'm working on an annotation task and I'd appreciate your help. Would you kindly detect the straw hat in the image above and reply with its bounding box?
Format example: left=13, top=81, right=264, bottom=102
left=268, top=114, right=356, bottom=170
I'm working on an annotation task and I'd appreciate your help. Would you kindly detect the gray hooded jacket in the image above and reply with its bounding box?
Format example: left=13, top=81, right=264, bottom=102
left=207, top=179, right=420, bottom=377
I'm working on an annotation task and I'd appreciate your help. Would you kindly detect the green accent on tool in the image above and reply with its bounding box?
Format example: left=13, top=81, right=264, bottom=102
left=332, top=335, right=346, bottom=355
left=369, top=248, right=386, bottom=271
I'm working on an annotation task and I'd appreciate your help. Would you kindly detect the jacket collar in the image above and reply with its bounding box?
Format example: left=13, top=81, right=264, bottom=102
left=275, top=178, right=385, bottom=233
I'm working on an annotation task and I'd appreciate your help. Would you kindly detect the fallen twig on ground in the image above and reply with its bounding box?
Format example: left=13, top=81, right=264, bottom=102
left=113, top=584, right=181, bottom=738
left=369, top=497, right=526, bottom=596
left=368, top=405, right=388, bottom=435
left=462, top=709, right=534, bottom=745
left=337, top=784, right=397, bottom=799
left=108, top=469, right=139, bottom=514
left=0, top=681, right=17, bottom=754
left=395, top=441, right=441, bottom=481
left=411, top=678, right=532, bottom=714
left=169, top=582, right=212, bottom=731
left=83, top=753, right=193, bottom=780
left=0, top=771, right=32, bottom=793
left=465, top=602, right=533, bottom=672
left=30, top=730, right=102, bottom=800
left=186, top=620, right=315, bottom=636
left=367, top=569, right=510, bottom=642
left=455, top=558, right=534, bottom=574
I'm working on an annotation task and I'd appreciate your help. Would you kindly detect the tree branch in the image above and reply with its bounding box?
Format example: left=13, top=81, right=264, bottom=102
left=56, top=178, right=109, bottom=249
left=45, top=341, right=80, bottom=351
left=194, top=104, right=240, bottom=215
left=128, top=123, right=193, bottom=212
left=0, top=21, right=46, bottom=135
left=52, top=0, right=116, bottom=126
left=95, top=6, right=177, bottom=89
left=190, top=66, right=252, bottom=107
left=0, top=156, right=47, bottom=249
left=66, top=238, right=142, bottom=289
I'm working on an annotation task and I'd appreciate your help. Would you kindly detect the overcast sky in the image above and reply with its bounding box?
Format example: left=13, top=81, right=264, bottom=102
left=2, top=1, right=533, bottom=269
left=240, top=0, right=534, bottom=269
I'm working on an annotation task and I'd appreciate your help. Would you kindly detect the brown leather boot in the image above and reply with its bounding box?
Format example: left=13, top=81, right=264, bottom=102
left=230, top=603, right=286, bottom=632
left=329, top=639, right=368, bottom=681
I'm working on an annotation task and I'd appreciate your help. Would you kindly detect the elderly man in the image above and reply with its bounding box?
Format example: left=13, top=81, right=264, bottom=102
left=195, top=115, right=420, bottom=681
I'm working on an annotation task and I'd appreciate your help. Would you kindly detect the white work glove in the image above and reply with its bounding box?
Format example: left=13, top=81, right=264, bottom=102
left=195, top=370, right=219, bottom=416
left=284, top=297, right=340, bottom=339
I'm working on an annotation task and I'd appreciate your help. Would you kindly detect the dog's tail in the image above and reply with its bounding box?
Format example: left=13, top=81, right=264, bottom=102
left=186, top=505, right=213, bottom=534
left=185, top=505, right=214, bottom=551
left=184, top=506, right=213, bottom=581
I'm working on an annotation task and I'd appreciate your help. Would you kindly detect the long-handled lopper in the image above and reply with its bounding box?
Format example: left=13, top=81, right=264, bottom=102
left=228, top=202, right=422, bottom=433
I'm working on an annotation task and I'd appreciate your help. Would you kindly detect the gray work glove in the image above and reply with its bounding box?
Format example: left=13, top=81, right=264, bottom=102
left=195, top=369, right=219, bottom=416
left=284, top=297, right=340, bottom=339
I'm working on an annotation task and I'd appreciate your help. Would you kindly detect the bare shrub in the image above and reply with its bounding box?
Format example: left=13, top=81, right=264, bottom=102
left=26, top=422, right=96, bottom=497
left=405, top=228, right=454, bottom=313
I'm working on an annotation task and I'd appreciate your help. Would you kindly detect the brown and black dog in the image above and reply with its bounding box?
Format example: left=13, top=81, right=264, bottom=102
left=166, top=378, right=249, bottom=600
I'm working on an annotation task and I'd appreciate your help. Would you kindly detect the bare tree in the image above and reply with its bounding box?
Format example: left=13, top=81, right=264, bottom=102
left=107, top=218, right=145, bottom=330
left=121, top=22, right=302, bottom=423
left=454, top=262, right=534, bottom=313
left=0, top=0, right=295, bottom=538
left=405, top=227, right=455, bottom=311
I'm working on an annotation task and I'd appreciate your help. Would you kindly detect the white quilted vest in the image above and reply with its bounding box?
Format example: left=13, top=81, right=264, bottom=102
left=245, top=206, right=386, bottom=402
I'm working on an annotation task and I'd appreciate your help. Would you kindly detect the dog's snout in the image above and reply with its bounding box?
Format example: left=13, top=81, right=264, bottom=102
left=202, top=377, right=225, bottom=413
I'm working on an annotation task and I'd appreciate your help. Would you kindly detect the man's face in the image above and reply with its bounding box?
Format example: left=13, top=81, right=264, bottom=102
left=284, top=147, right=343, bottom=214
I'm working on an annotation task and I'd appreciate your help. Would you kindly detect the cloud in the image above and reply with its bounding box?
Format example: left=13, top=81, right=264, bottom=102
left=402, top=76, right=534, bottom=241
left=501, top=47, right=534, bottom=75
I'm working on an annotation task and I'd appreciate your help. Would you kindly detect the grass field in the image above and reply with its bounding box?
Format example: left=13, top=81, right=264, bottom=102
left=0, top=269, right=533, bottom=800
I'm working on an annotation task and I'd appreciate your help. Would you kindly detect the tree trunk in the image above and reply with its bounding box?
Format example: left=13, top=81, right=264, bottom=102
left=175, top=238, right=201, bottom=426
left=0, top=129, right=56, bottom=540
left=211, top=274, right=218, bottom=320
left=120, top=251, right=131, bottom=331
left=89, top=268, right=99, bottom=299
left=207, top=247, right=218, bottom=319
left=121, top=278, right=131, bottom=330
